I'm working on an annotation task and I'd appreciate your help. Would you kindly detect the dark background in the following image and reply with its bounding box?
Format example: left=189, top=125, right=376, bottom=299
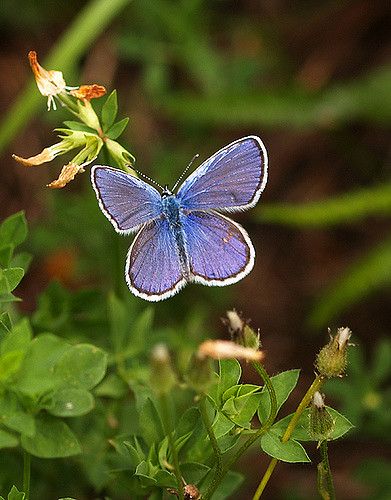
left=0, top=1, right=390, bottom=498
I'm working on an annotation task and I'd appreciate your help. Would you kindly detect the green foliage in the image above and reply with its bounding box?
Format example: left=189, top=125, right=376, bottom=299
left=323, top=339, right=391, bottom=440
left=0, top=213, right=30, bottom=304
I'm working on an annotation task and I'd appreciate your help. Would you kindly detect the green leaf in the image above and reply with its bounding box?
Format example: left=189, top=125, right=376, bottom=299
left=0, top=268, right=24, bottom=293
left=54, top=344, right=107, bottom=390
left=0, top=351, right=25, bottom=382
left=0, top=391, right=35, bottom=437
left=0, top=429, right=18, bottom=449
left=0, top=245, right=13, bottom=267
left=273, top=407, right=354, bottom=442
left=261, top=429, right=310, bottom=463
left=7, top=486, right=25, bottom=500
left=0, top=212, right=27, bottom=248
left=21, top=413, right=81, bottom=458
left=44, top=387, right=94, bottom=417
left=209, top=470, right=244, bottom=500
left=10, top=252, right=32, bottom=273
left=13, top=333, right=71, bottom=397
left=0, top=312, right=12, bottom=338
left=258, top=369, right=300, bottom=423
left=222, top=384, right=263, bottom=428
left=180, top=462, right=210, bottom=484
left=101, top=90, right=118, bottom=131
left=139, top=398, right=164, bottom=447
left=62, top=121, right=99, bottom=134
left=217, top=359, right=241, bottom=405
left=94, top=373, right=128, bottom=398
left=106, top=117, right=129, bottom=140
left=1, top=318, right=32, bottom=355
left=309, top=235, right=391, bottom=328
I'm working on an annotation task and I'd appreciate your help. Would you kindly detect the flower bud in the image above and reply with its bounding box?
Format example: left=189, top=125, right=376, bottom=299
left=185, top=353, right=213, bottom=393
left=223, top=310, right=261, bottom=350
left=149, top=344, right=177, bottom=396
left=309, top=392, right=334, bottom=445
left=315, top=327, right=352, bottom=378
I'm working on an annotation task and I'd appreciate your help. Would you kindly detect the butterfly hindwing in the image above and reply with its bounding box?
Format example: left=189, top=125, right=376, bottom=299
left=177, top=136, right=267, bottom=213
left=126, top=218, right=186, bottom=301
left=91, top=166, right=162, bottom=234
left=182, top=211, right=254, bottom=285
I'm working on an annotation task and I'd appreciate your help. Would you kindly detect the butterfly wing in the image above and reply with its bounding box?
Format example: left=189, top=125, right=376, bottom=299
left=126, top=218, right=187, bottom=301
left=177, top=136, right=267, bottom=212
left=91, top=166, right=162, bottom=234
left=182, top=211, right=254, bottom=285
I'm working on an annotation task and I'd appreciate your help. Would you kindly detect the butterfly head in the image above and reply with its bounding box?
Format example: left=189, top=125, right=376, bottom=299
left=161, top=186, right=173, bottom=198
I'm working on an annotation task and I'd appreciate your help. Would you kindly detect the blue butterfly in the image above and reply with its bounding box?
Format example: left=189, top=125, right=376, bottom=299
left=91, top=136, right=268, bottom=301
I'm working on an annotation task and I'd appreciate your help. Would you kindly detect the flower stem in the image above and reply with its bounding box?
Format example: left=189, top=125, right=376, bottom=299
left=318, top=440, right=336, bottom=500
left=23, top=450, right=31, bottom=500
left=253, top=374, right=325, bottom=498
left=199, top=395, right=223, bottom=499
left=159, top=394, right=184, bottom=500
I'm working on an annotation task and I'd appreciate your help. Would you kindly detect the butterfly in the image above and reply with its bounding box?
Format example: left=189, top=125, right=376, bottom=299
left=91, top=136, right=268, bottom=301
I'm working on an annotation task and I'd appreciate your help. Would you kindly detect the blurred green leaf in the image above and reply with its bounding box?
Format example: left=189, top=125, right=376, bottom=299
left=261, top=429, right=310, bottom=463
left=0, top=429, right=18, bottom=449
left=102, top=90, right=118, bottom=131
left=0, top=391, right=35, bottom=437
left=54, top=344, right=107, bottom=390
left=309, top=234, right=391, bottom=328
left=0, top=212, right=27, bottom=248
left=21, top=413, right=81, bottom=458
left=44, top=388, right=95, bottom=417
left=0, top=351, right=25, bottom=382
left=257, top=369, right=300, bottom=424
left=217, top=359, right=241, bottom=405
left=257, top=183, right=391, bottom=227
left=159, top=66, right=391, bottom=127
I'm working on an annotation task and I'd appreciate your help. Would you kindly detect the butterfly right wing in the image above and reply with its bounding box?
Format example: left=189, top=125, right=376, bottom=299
left=126, top=218, right=187, bottom=301
left=91, top=166, right=163, bottom=234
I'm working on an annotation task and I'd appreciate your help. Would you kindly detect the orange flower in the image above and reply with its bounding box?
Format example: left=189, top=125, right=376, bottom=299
left=70, top=84, right=106, bottom=101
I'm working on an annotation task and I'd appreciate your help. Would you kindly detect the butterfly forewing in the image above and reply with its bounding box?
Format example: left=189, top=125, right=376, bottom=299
left=177, top=136, right=267, bottom=213
left=91, top=166, right=162, bottom=234
left=182, top=211, right=254, bottom=285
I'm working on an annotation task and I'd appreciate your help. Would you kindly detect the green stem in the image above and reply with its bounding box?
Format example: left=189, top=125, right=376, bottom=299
left=159, top=394, right=184, bottom=500
left=318, top=441, right=336, bottom=500
left=0, top=0, right=132, bottom=154
left=252, top=361, right=278, bottom=427
left=23, top=450, right=31, bottom=500
left=199, top=396, right=223, bottom=499
left=253, top=374, right=325, bottom=498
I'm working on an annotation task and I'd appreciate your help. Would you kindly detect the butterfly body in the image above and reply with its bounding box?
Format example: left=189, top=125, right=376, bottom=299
left=91, top=136, right=268, bottom=301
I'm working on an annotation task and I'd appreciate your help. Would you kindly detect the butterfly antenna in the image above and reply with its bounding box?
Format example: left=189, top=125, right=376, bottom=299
left=133, top=168, right=164, bottom=192
left=172, top=154, right=200, bottom=192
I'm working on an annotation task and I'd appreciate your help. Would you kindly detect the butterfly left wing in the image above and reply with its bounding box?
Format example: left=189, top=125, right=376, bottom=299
left=177, top=136, right=267, bottom=213
left=126, top=218, right=187, bottom=301
left=91, top=166, right=163, bottom=234
left=182, top=211, right=254, bottom=285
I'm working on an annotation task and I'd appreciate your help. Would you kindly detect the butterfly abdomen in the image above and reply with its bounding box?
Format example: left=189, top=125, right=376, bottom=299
left=162, top=195, right=191, bottom=280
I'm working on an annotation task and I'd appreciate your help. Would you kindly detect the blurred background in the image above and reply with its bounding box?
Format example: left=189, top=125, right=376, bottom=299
left=0, top=0, right=390, bottom=498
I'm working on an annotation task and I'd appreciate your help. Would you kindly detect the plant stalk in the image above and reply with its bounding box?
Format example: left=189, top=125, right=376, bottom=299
left=23, top=450, right=31, bottom=500
left=253, top=374, right=325, bottom=498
